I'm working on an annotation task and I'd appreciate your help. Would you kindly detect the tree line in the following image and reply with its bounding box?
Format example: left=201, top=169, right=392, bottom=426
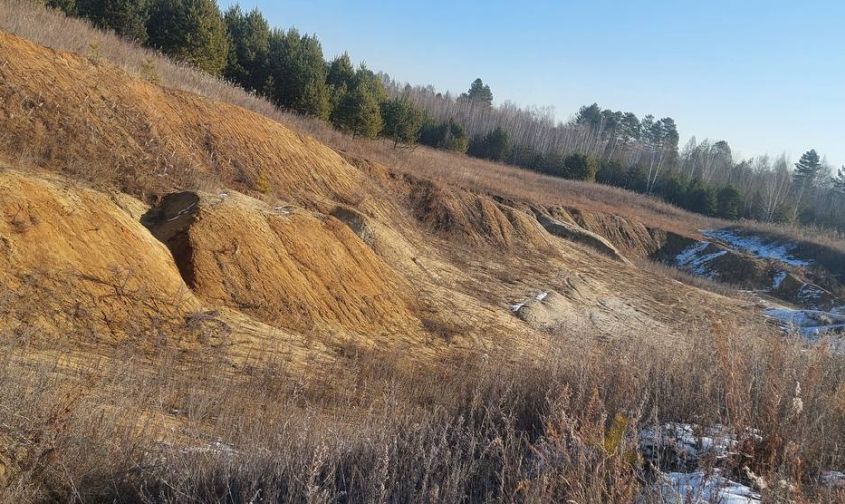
left=43, top=0, right=845, bottom=232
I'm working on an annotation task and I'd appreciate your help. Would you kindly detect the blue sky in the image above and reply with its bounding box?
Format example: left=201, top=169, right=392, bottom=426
left=219, top=0, right=844, bottom=168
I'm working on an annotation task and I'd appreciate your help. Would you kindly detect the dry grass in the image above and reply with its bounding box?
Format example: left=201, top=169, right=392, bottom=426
left=2, top=316, right=845, bottom=503
left=635, top=258, right=745, bottom=298
left=2, top=3, right=845, bottom=503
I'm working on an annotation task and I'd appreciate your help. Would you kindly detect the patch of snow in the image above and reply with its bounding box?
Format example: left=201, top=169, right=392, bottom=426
left=771, top=271, right=787, bottom=290
left=640, top=423, right=751, bottom=471
left=656, top=471, right=761, bottom=504
left=675, top=242, right=728, bottom=278
left=676, top=241, right=711, bottom=267
left=181, top=440, right=238, bottom=456
left=821, top=470, right=845, bottom=488
left=701, top=229, right=811, bottom=267
left=797, top=283, right=824, bottom=303
left=764, top=307, right=845, bottom=340
left=511, top=291, right=548, bottom=312
left=689, top=251, right=728, bottom=277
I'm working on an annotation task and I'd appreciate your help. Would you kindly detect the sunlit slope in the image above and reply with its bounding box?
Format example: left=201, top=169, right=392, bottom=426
left=0, top=32, right=361, bottom=201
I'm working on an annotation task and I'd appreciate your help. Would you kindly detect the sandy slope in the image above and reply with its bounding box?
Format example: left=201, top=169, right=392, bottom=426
left=0, top=30, right=762, bottom=380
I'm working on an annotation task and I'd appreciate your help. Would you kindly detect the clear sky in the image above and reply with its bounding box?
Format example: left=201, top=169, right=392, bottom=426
left=219, top=0, right=844, bottom=168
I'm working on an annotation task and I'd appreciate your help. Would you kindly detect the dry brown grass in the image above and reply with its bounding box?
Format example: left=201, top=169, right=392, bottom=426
left=2, top=315, right=844, bottom=503
left=635, top=258, right=745, bottom=298
left=2, top=3, right=845, bottom=503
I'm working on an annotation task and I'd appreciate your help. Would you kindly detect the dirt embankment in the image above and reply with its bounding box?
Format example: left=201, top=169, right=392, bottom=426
left=0, top=169, right=199, bottom=343
left=142, top=190, right=422, bottom=341
left=0, top=30, right=773, bottom=381
left=653, top=228, right=844, bottom=311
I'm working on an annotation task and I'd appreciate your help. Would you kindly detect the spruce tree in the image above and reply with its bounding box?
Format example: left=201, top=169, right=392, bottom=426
left=561, top=153, right=597, bottom=182
left=147, top=0, right=229, bottom=76
left=468, top=127, right=510, bottom=161
left=685, top=179, right=717, bottom=216
left=716, top=185, right=744, bottom=220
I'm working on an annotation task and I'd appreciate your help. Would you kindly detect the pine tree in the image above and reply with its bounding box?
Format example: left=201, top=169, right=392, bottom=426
left=147, top=0, right=229, bottom=76
left=223, top=6, right=271, bottom=92
left=380, top=98, right=423, bottom=147
left=793, top=149, right=822, bottom=188
left=459, top=78, right=493, bottom=106
left=266, top=28, right=330, bottom=119
left=330, top=66, right=383, bottom=137
left=575, top=103, right=603, bottom=130
left=77, top=0, right=150, bottom=42
left=327, top=53, right=355, bottom=90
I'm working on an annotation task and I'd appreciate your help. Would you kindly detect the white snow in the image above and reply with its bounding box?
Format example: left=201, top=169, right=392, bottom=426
left=701, top=229, right=811, bottom=267
left=797, top=283, right=824, bottom=303
left=639, top=423, right=751, bottom=468
left=675, top=241, right=727, bottom=278
left=510, top=291, right=548, bottom=312
left=764, top=307, right=845, bottom=340
left=821, top=470, right=845, bottom=488
left=676, top=241, right=711, bottom=267
left=771, top=271, right=787, bottom=290
left=657, top=471, right=761, bottom=504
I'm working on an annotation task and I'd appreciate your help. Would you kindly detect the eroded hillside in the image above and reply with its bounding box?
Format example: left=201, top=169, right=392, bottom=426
left=4, top=27, right=845, bottom=503
left=0, top=29, right=764, bottom=369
